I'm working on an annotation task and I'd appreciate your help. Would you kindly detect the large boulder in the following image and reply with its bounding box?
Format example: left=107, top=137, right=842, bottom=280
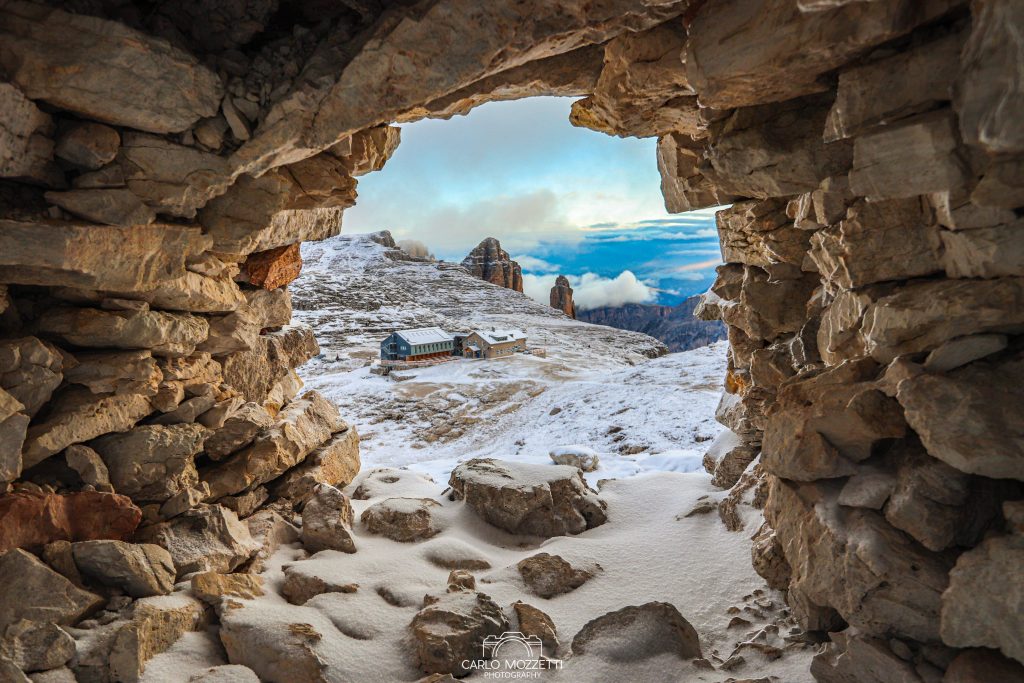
left=570, top=602, right=701, bottom=662
left=218, top=601, right=333, bottom=683
left=0, top=491, right=140, bottom=552
left=268, top=426, right=360, bottom=505
left=71, top=540, right=176, bottom=598
left=300, top=484, right=356, bottom=554
left=137, top=504, right=259, bottom=576
left=0, top=549, right=102, bottom=629
left=409, top=591, right=508, bottom=677
left=91, top=423, right=208, bottom=502
left=448, top=458, right=607, bottom=537
left=360, top=497, right=442, bottom=543
left=203, top=391, right=341, bottom=500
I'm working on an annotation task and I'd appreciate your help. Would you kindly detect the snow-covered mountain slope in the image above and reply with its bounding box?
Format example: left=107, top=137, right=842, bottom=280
left=291, top=232, right=728, bottom=483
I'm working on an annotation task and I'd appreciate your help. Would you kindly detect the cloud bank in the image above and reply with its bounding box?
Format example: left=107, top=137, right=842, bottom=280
left=523, top=271, right=659, bottom=311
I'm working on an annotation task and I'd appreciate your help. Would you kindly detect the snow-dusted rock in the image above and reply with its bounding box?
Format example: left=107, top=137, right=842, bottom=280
left=516, top=553, right=596, bottom=599
left=300, top=484, right=355, bottom=554
left=409, top=591, right=508, bottom=676
left=71, top=540, right=176, bottom=597
left=138, top=505, right=259, bottom=576
left=548, top=445, right=600, bottom=472
left=280, top=565, right=357, bottom=605
left=449, top=458, right=607, bottom=538
left=189, top=665, right=261, bottom=683
left=190, top=572, right=264, bottom=606
left=570, top=602, right=702, bottom=662
left=513, top=601, right=558, bottom=655
left=360, top=497, right=442, bottom=542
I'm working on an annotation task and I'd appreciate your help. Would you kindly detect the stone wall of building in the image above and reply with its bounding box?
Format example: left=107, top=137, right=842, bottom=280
left=0, top=0, right=1021, bottom=680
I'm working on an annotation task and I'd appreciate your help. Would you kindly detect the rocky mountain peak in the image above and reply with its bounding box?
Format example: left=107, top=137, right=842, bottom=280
left=550, top=275, right=576, bottom=318
left=460, top=237, right=523, bottom=292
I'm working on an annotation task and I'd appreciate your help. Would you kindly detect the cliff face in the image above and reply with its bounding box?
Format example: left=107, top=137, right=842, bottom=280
left=549, top=275, right=576, bottom=318
left=460, top=237, right=524, bottom=292
left=578, top=296, right=725, bottom=352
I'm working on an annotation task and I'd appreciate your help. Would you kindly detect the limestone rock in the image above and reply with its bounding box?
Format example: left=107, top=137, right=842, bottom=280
left=243, top=508, right=299, bottom=574
left=204, top=402, right=274, bottom=461
left=221, top=326, right=319, bottom=404
left=750, top=522, right=791, bottom=591
left=513, top=601, right=558, bottom=655
left=944, top=649, right=1024, bottom=683
left=71, top=593, right=207, bottom=683
left=446, top=569, right=475, bottom=592
left=0, top=1, right=222, bottom=133
left=218, top=601, right=332, bottom=683
left=448, top=458, right=607, bottom=537
left=941, top=221, right=1024, bottom=279
left=117, top=133, right=233, bottom=218
left=301, top=484, right=356, bottom=554
left=188, top=666, right=261, bottom=683
left=71, top=540, right=176, bottom=598
left=460, top=238, right=523, bottom=292
left=0, top=549, right=102, bottom=629
left=941, top=532, right=1024, bottom=665
left=766, top=478, right=951, bottom=641
left=808, top=198, right=942, bottom=289
left=0, top=390, right=27, bottom=485
left=955, top=0, right=1024, bottom=153
left=825, top=29, right=964, bottom=141
left=151, top=394, right=217, bottom=426
left=0, top=491, right=140, bottom=552
left=138, top=504, right=259, bottom=576
left=361, top=497, right=441, bottom=543
left=923, top=334, right=1008, bottom=373
left=280, top=566, right=357, bottom=605
left=716, top=199, right=810, bottom=271
left=569, top=22, right=696, bottom=139
left=244, top=288, right=292, bottom=330
left=0, top=336, right=64, bottom=416
left=657, top=131, right=737, bottom=213
left=703, top=94, right=854, bottom=199
left=0, top=219, right=210, bottom=291
left=685, top=0, right=961, bottom=109
left=159, top=483, right=210, bottom=519
left=199, top=167, right=352, bottom=260
left=0, top=619, right=75, bottom=673
left=849, top=111, right=970, bottom=200
left=516, top=553, right=594, bottom=599
left=44, top=188, right=156, bottom=227
left=197, top=305, right=260, bottom=356
left=549, top=275, right=576, bottom=318
left=837, top=471, right=897, bottom=510
left=242, top=244, right=302, bottom=291
left=570, top=602, right=701, bottom=662
left=762, top=361, right=906, bottom=480
left=203, top=391, right=341, bottom=500
left=410, top=591, right=508, bottom=677
left=862, top=277, right=1024, bottom=364
left=90, top=423, right=207, bottom=502
left=810, top=629, right=926, bottom=683
left=548, top=445, right=599, bottom=472
left=716, top=267, right=818, bottom=342
left=269, top=427, right=360, bottom=505
left=190, top=572, right=264, bottom=605
left=703, top=430, right=759, bottom=489
left=330, top=125, right=402, bottom=177
left=53, top=121, right=119, bottom=170
left=61, top=350, right=161, bottom=397
left=897, top=354, right=1024, bottom=480
left=0, top=81, right=60, bottom=186
left=35, top=306, right=209, bottom=357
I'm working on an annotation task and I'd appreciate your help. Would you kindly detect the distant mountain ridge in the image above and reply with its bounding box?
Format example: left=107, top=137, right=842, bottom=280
left=577, top=296, right=726, bottom=352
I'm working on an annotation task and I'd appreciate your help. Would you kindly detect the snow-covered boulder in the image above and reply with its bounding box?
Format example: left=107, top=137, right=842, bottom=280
left=549, top=445, right=600, bottom=472
left=448, top=458, right=607, bottom=538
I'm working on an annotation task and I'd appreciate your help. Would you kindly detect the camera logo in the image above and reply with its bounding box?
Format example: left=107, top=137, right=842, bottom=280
left=482, top=632, right=544, bottom=660
left=462, top=631, right=562, bottom=678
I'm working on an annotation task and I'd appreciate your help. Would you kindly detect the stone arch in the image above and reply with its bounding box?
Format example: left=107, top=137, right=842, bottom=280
left=0, top=1, right=1022, bottom=680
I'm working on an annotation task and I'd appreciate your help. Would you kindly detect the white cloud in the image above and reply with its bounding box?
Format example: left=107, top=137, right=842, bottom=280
left=523, top=271, right=659, bottom=311
left=514, top=255, right=560, bottom=273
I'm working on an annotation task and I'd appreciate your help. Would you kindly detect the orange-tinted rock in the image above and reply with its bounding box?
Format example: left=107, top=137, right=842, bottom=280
left=0, top=491, right=141, bottom=552
left=243, top=243, right=302, bottom=290
left=549, top=275, right=576, bottom=318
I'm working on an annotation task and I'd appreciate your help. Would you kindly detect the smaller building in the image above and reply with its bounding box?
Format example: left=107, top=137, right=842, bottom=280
left=380, top=327, right=454, bottom=361
left=461, top=329, right=527, bottom=359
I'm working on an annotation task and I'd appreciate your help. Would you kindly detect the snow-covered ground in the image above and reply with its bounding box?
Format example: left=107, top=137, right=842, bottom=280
left=292, top=232, right=728, bottom=486
left=140, top=231, right=818, bottom=682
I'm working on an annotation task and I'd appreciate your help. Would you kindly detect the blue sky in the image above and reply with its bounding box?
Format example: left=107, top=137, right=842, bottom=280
left=343, top=96, right=723, bottom=308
